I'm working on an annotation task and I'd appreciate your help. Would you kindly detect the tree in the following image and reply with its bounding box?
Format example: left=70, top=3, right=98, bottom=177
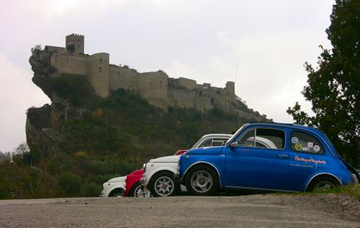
left=13, top=143, right=30, bottom=155
left=287, top=0, right=360, bottom=166
left=66, top=44, right=75, bottom=53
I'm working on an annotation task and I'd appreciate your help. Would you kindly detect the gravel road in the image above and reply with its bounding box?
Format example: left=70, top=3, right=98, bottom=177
left=0, top=195, right=358, bottom=228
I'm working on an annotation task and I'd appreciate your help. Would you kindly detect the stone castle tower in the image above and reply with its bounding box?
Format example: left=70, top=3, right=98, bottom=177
left=65, top=34, right=84, bottom=54
left=44, top=34, right=261, bottom=119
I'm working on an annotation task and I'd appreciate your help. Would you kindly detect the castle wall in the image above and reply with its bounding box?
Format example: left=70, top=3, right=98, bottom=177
left=50, top=53, right=88, bottom=76
left=137, top=71, right=168, bottom=110
left=88, top=53, right=110, bottom=98
left=194, top=89, right=218, bottom=111
left=45, top=34, right=265, bottom=120
left=178, top=77, right=197, bottom=90
left=168, top=80, right=235, bottom=112
left=45, top=46, right=65, bottom=54
left=109, top=65, right=138, bottom=91
left=168, top=88, right=196, bottom=109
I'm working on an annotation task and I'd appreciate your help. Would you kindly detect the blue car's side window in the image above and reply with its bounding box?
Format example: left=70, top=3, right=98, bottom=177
left=256, top=128, right=285, bottom=149
left=290, top=131, right=324, bottom=154
left=238, top=129, right=256, bottom=147
left=237, top=128, right=285, bottom=150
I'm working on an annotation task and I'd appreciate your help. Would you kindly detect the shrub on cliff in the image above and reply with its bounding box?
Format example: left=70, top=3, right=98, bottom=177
left=51, top=75, right=99, bottom=106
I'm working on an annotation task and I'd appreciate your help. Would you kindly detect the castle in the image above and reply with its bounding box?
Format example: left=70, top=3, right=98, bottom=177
left=44, top=34, right=260, bottom=118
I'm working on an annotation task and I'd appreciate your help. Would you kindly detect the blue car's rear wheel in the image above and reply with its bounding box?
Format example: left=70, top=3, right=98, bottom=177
left=185, top=165, right=219, bottom=196
left=307, top=176, right=340, bottom=192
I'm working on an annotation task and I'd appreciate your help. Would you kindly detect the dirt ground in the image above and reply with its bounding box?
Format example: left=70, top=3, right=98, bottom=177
left=0, top=194, right=359, bottom=228
left=282, top=193, right=360, bottom=223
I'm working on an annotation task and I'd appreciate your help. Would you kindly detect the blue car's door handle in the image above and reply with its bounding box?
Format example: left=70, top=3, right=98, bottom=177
left=277, top=154, right=289, bottom=159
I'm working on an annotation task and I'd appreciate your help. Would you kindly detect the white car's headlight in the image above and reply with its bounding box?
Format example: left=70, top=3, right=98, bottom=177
left=142, top=163, right=147, bottom=172
left=176, top=160, right=181, bottom=174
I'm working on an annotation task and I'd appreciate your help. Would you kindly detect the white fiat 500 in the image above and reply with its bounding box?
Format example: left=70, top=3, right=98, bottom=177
left=141, top=134, right=232, bottom=197
left=101, top=176, right=126, bottom=197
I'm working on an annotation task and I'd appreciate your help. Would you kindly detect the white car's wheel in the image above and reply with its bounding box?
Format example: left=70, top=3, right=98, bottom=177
left=149, top=171, right=178, bottom=197
left=109, top=189, right=124, bottom=197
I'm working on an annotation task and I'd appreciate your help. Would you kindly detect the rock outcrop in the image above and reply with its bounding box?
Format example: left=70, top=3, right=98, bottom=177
left=27, top=49, right=72, bottom=158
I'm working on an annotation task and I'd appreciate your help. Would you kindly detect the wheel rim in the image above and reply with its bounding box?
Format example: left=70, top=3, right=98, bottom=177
left=154, top=176, right=174, bottom=197
left=190, top=170, right=213, bottom=193
left=134, top=185, right=151, bottom=197
left=314, top=181, right=335, bottom=191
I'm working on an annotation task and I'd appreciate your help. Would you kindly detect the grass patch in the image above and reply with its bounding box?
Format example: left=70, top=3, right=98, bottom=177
left=291, top=184, right=360, bottom=199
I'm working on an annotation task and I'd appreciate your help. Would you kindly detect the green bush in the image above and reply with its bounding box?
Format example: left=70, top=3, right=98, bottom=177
left=58, top=172, right=82, bottom=196
left=51, top=75, right=98, bottom=106
left=80, top=183, right=102, bottom=197
left=0, top=185, right=10, bottom=199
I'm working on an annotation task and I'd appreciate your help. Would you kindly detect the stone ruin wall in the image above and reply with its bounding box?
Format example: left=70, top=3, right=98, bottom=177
left=50, top=52, right=88, bottom=76
left=137, top=72, right=168, bottom=111
left=109, top=66, right=169, bottom=110
left=168, top=78, right=237, bottom=113
left=45, top=34, right=263, bottom=120
left=109, top=65, right=138, bottom=91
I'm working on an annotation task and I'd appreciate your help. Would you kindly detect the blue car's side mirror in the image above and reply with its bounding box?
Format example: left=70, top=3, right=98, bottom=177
left=230, top=142, right=240, bottom=149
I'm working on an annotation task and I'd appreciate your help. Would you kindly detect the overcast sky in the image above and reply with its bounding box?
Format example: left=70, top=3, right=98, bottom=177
left=0, top=0, right=334, bottom=152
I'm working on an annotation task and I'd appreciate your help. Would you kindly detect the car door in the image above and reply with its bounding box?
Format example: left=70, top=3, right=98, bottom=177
left=224, top=127, right=289, bottom=190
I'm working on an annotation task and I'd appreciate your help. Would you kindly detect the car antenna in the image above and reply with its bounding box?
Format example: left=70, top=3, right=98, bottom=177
left=234, top=57, right=240, bottom=84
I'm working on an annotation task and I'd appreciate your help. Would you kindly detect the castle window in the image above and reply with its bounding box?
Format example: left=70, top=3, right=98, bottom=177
left=199, top=91, right=202, bottom=96
left=211, top=98, right=215, bottom=104
left=216, top=90, right=220, bottom=95
left=99, top=67, right=102, bottom=73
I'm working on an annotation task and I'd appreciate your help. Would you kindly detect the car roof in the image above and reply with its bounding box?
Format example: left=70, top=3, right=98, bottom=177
left=246, top=122, right=323, bottom=134
left=200, top=134, right=232, bottom=139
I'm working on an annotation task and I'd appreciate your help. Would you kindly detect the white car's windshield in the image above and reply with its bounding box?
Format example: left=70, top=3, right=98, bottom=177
left=191, top=135, right=232, bottom=149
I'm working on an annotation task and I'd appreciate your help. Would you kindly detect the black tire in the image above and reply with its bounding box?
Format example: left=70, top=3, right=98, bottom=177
left=108, top=188, right=124, bottom=197
left=307, top=176, right=340, bottom=192
left=128, top=181, right=141, bottom=197
left=185, top=165, right=220, bottom=196
left=149, top=171, right=178, bottom=197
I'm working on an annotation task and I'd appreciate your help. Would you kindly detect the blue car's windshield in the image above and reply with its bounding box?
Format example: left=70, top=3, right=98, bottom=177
left=225, top=124, right=245, bottom=145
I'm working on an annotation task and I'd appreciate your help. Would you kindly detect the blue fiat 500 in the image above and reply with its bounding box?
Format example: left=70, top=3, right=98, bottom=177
left=178, top=123, right=359, bottom=195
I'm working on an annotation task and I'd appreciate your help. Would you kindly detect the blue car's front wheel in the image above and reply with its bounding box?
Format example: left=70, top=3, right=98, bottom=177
left=185, top=165, right=220, bottom=196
